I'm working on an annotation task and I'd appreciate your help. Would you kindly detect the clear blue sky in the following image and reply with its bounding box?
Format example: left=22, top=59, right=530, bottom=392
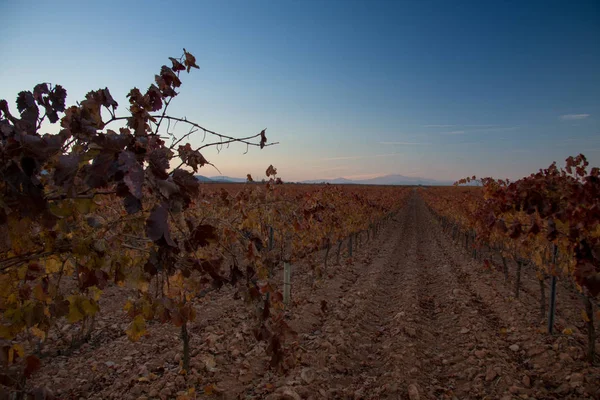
left=1, top=0, right=599, bottom=181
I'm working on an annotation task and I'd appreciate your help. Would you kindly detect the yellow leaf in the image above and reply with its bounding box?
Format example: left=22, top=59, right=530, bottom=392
left=136, top=280, right=149, bottom=293
left=33, top=284, right=49, bottom=303
left=67, top=296, right=85, bottom=323
left=44, top=256, right=63, bottom=274
left=0, top=325, right=13, bottom=339
left=8, top=348, right=14, bottom=364
left=581, top=310, right=591, bottom=323
left=138, top=377, right=150, bottom=382
left=13, top=344, right=25, bottom=358
left=123, top=300, right=134, bottom=313
left=563, top=328, right=573, bottom=335
left=126, top=315, right=147, bottom=342
left=30, top=326, right=46, bottom=341
left=81, top=298, right=100, bottom=317
left=75, top=198, right=93, bottom=214
left=88, top=286, right=103, bottom=302
left=69, top=295, right=100, bottom=323
left=6, top=293, right=18, bottom=306
left=49, top=202, right=73, bottom=218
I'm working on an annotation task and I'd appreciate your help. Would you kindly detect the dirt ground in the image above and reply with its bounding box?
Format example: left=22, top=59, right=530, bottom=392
left=28, top=192, right=600, bottom=399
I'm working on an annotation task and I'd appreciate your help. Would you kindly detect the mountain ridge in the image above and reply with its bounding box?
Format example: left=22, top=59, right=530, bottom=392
left=302, top=174, right=452, bottom=185
left=195, top=174, right=453, bottom=185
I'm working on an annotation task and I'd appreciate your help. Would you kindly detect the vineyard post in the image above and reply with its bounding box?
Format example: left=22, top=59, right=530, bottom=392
left=539, top=273, right=547, bottom=321
left=515, top=260, right=523, bottom=298
left=548, top=245, right=558, bottom=334
left=324, top=241, right=331, bottom=270
left=583, top=295, right=596, bottom=362
left=181, top=320, right=190, bottom=371
left=501, top=249, right=508, bottom=282
left=265, top=226, right=274, bottom=303
left=348, top=234, right=353, bottom=257
left=336, top=240, right=342, bottom=265
left=283, top=262, right=292, bottom=306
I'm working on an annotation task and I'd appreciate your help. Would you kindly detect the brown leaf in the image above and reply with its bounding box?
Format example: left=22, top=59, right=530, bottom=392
left=183, top=49, right=200, bottom=72
left=259, top=129, right=267, bottom=149
left=146, top=204, right=176, bottom=247
left=23, top=355, right=41, bottom=378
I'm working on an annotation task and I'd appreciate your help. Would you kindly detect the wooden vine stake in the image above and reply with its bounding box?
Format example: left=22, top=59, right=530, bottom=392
left=515, top=260, right=523, bottom=298
left=348, top=235, right=353, bottom=257
left=583, top=295, right=596, bottom=362
left=539, top=273, right=546, bottom=320
left=283, top=262, right=292, bottom=306
left=547, top=245, right=558, bottom=334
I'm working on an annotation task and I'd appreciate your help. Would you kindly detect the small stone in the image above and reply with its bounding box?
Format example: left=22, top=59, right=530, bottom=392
left=159, top=387, right=171, bottom=398
left=300, top=368, right=315, bottom=384
left=460, top=327, right=470, bottom=334
left=405, top=327, right=417, bottom=337
left=556, top=382, right=571, bottom=394
left=509, top=344, right=520, bottom=352
left=105, top=361, right=116, bottom=368
left=559, top=353, right=574, bottom=363
left=474, top=350, right=487, bottom=359
left=266, top=387, right=301, bottom=400
left=485, top=368, right=497, bottom=382
left=509, top=385, right=520, bottom=394
left=407, top=384, right=420, bottom=400
left=129, top=386, right=142, bottom=396
left=570, top=373, right=584, bottom=383
left=522, top=375, right=531, bottom=387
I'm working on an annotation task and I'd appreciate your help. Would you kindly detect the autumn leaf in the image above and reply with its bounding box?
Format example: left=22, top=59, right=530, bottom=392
left=24, top=355, right=41, bottom=378
left=183, top=48, right=200, bottom=72
left=126, top=315, right=148, bottom=342
left=266, top=164, right=277, bottom=177
left=146, top=204, right=176, bottom=247
left=581, top=309, right=591, bottom=323
left=67, top=295, right=99, bottom=323
left=259, top=129, right=267, bottom=149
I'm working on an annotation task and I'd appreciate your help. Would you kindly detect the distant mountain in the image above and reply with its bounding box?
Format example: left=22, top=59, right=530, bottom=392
left=301, top=174, right=452, bottom=186
left=302, top=177, right=353, bottom=184
left=208, top=176, right=248, bottom=183
left=196, top=174, right=451, bottom=185
left=194, top=175, right=213, bottom=182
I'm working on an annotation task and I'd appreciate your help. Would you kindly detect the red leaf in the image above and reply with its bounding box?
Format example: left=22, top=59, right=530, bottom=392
left=146, top=204, right=176, bottom=247
left=24, top=355, right=41, bottom=378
